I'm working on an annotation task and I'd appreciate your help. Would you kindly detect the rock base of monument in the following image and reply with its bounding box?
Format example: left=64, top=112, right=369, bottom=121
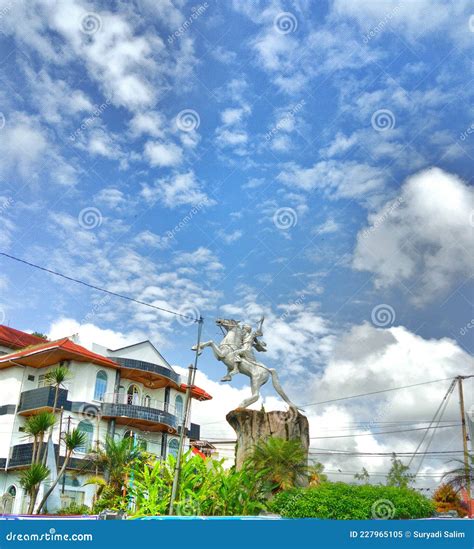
left=226, top=408, right=309, bottom=476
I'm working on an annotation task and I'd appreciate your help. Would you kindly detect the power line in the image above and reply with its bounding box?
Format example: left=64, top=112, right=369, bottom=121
left=0, top=252, right=198, bottom=322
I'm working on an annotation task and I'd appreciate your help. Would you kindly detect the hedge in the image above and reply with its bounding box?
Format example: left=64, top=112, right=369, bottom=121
left=269, top=482, right=435, bottom=519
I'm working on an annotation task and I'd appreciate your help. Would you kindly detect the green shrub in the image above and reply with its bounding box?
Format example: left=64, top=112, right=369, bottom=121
left=56, top=503, right=91, bottom=516
left=269, top=482, right=435, bottom=519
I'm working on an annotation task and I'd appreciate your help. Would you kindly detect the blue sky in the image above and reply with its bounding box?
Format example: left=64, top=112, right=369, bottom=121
left=0, top=1, right=473, bottom=482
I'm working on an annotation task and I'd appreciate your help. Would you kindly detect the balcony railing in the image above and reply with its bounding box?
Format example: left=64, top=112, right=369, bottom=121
left=17, top=386, right=69, bottom=414
left=114, top=357, right=181, bottom=385
left=100, top=393, right=180, bottom=431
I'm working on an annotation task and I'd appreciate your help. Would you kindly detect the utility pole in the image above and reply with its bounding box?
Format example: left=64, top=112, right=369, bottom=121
left=169, top=316, right=203, bottom=515
left=457, top=375, right=471, bottom=516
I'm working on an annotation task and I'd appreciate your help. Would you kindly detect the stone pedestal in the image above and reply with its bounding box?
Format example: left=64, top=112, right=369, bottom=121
left=226, top=408, right=309, bottom=472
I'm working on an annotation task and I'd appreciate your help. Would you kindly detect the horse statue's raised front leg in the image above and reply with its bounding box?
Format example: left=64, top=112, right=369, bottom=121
left=192, top=340, right=225, bottom=361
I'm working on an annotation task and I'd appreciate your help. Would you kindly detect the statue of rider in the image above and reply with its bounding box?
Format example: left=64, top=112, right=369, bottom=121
left=221, top=317, right=267, bottom=381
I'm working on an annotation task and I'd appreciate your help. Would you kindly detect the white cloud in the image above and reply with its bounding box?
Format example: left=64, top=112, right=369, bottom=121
left=129, top=111, right=166, bottom=138
left=217, top=229, right=243, bottom=244
left=353, top=168, right=474, bottom=304
left=95, top=188, right=126, bottom=209
left=144, top=140, right=183, bottom=167
left=140, top=171, right=214, bottom=208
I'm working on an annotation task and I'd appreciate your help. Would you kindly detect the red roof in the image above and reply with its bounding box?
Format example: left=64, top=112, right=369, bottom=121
left=180, top=383, right=212, bottom=401
left=191, top=446, right=207, bottom=459
left=0, top=325, right=47, bottom=350
left=0, top=337, right=120, bottom=369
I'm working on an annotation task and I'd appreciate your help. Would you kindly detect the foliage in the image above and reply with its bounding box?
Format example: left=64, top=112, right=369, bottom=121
left=23, top=412, right=56, bottom=464
left=442, top=456, right=474, bottom=492
left=31, top=332, right=48, bottom=340
left=19, top=463, right=50, bottom=514
left=269, top=483, right=435, bottom=519
left=433, top=483, right=467, bottom=517
left=56, top=503, right=91, bottom=516
left=354, top=467, right=370, bottom=483
left=131, top=452, right=266, bottom=517
left=309, top=462, right=328, bottom=487
left=247, top=437, right=308, bottom=492
left=386, top=453, right=415, bottom=488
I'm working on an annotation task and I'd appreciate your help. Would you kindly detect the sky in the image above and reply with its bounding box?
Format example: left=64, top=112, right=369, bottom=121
left=0, top=0, right=473, bottom=489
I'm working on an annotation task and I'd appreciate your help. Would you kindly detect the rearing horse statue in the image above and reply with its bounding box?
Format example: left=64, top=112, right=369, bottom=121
left=192, top=317, right=299, bottom=411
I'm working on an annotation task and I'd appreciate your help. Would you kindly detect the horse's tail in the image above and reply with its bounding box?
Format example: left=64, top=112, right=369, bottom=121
left=268, top=368, right=304, bottom=413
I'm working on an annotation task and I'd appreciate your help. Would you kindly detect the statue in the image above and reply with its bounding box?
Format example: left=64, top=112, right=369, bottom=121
left=192, top=317, right=299, bottom=411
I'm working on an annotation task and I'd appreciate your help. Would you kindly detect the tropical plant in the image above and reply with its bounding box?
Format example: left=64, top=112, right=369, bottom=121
left=23, top=412, right=56, bottom=464
left=19, top=463, right=50, bottom=514
left=442, top=456, right=474, bottom=492
left=131, top=452, right=266, bottom=517
left=386, top=453, right=415, bottom=488
left=308, top=462, right=328, bottom=487
left=432, top=483, right=467, bottom=517
left=269, top=482, right=435, bottom=519
left=56, top=502, right=91, bottom=516
left=36, top=428, right=87, bottom=513
left=247, top=437, right=308, bottom=492
left=30, top=332, right=48, bottom=340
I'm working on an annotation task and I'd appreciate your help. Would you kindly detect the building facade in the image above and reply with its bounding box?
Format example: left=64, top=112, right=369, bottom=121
left=0, top=325, right=211, bottom=514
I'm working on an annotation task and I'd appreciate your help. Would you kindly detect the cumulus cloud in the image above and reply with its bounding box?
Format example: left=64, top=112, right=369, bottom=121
left=353, top=168, right=474, bottom=304
left=140, top=171, right=215, bottom=208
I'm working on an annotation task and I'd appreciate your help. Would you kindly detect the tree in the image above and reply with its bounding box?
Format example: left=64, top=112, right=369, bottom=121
left=42, top=365, right=71, bottom=465
left=386, top=453, right=415, bottom=488
left=442, top=456, right=474, bottom=492
left=354, top=467, right=370, bottom=483
left=309, top=462, right=328, bottom=487
left=247, top=437, right=307, bottom=492
left=30, top=332, right=48, bottom=340
left=23, top=412, right=56, bottom=464
left=20, top=463, right=50, bottom=514
left=36, top=429, right=87, bottom=514
left=433, top=483, right=467, bottom=517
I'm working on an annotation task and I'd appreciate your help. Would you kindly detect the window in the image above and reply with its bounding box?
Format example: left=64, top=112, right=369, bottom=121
left=27, top=375, right=35, bottom=382
left=175, top=395, right=184, bottom=422
left=127, top=384, right=140, bottom=405
left=77, top=420, right=94, bottom=453
left=37, top=374, right=52, bottom=388
left=94, top=370, right=108, bottom=401
left=144, top=395, right=151, bottom=407
left=168, top=438, right=179, bottom=458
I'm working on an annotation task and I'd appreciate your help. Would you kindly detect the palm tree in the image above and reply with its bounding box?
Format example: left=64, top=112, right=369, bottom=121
left=20, top=463, right=50, bottom=514
left=442, top=457, right=474, bottom=492
left=42, top=365, right=70, bottom=464
left=88, top=436, right=142, bottom=496
left=309, top=461, right=328, bottom=487
left=247, top=437, right=308, bottom=492
left=36, top=428, right=87, bottom=514
left=23, top=412, right=56, bottom=464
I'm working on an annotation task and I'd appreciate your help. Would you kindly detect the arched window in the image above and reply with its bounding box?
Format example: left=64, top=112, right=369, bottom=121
left=168, top=438, right=179, bottom=458
left=77, top=420, right=94, bottom=453
left=144, top=395, right=151, bottom=408
left=2, top=485, right=16, bottom=514
left=175, top=395, right=184, bottom=422
left=94, top=370, right=108, bottom=401
left=127, top=384, right=140, bottom=405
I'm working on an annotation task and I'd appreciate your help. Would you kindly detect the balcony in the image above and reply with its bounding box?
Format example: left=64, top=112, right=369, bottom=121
left=6, top=443, right=93, bottom=471
left=17, top=386, right=69, bottom=415
left=101, top=393, right=179, bottom=433
left=114, top=357, right=181, bottom=389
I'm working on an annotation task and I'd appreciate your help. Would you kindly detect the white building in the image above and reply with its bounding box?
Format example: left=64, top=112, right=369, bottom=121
left=0, top=325, right=212, bottom=514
